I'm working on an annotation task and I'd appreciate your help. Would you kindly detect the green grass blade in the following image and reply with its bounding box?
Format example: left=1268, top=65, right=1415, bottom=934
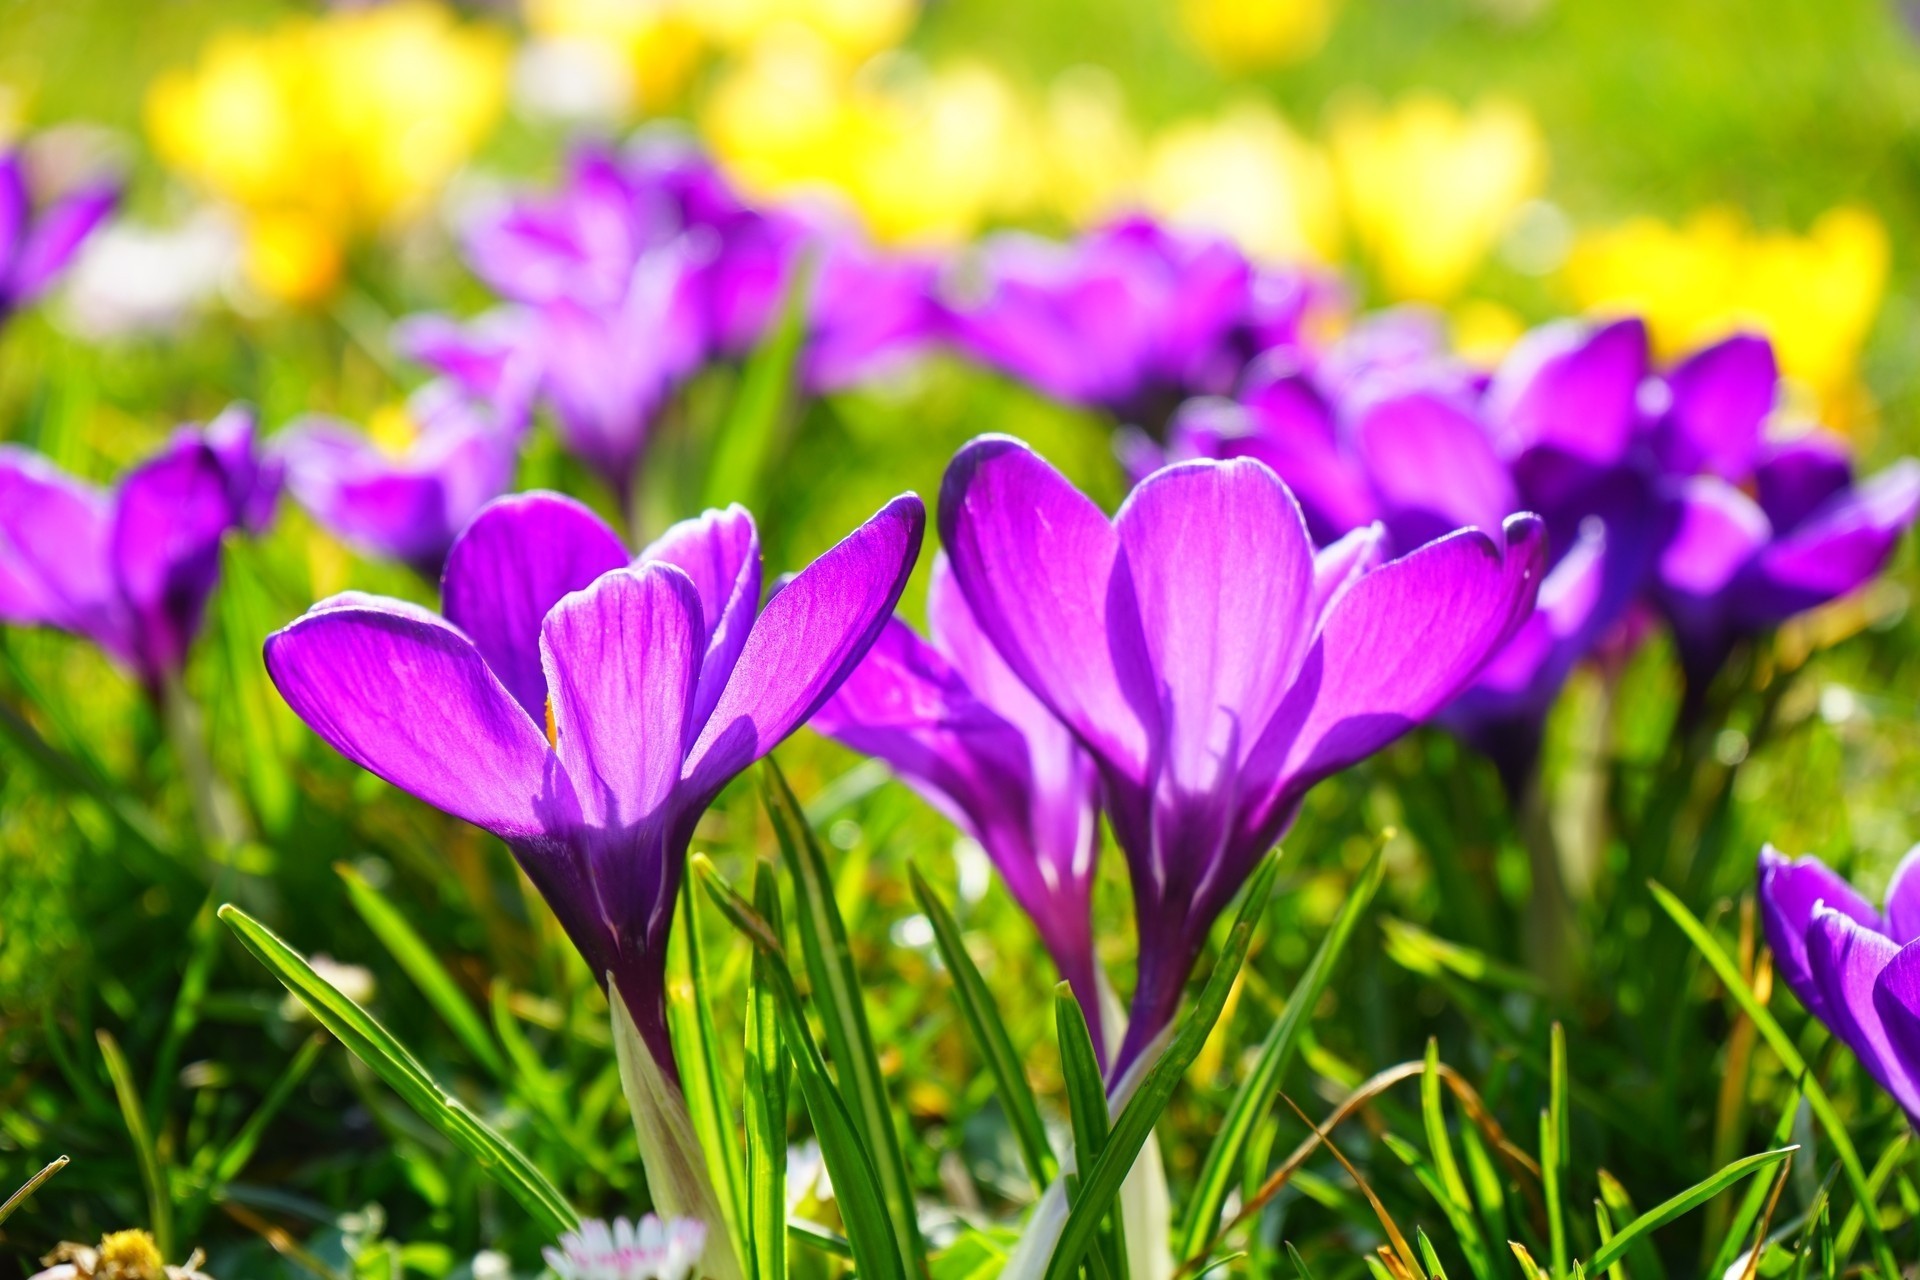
left=1585, top=1147, right=1797, bottom=1274
left=0, top=1156, right=68, bottom=1228
left=697, top=855, right=909, bottom=1280
left=97, top=1029, right=174, bottom=1259
left=1547, top=1023, right=1569, bottom=1280
left=1707, top=1086, right=1805, bottom=1276
left=762, top=758, right=924, bottom=1274
left=216, top=904, right=577, bottom=1236
left=1285, top=1241, right=1316, bottom=1279
left=210, top=1031, right=327, bottom=1186
left=1178, top=848, right=1383, bottom=1259
left=1416, top=1228, right=1450, bottom=1280
left=1650, top=880, right=1901, bottom=1279
left=669, top=868, right=746, bottom=1245
left=336, top=862, right=507, bottom=1082
left=703, top=253, right=813, bottom=511
left=747, top=865, right=792, bottom=1280
left=1056, top=985, right=1127, bottom=1280
left=910, top=861, right=1056, bottom=1193
left=1596, top=1171, right=1663, bottom=1280
left=1041, top=853, right=1281, bottom=1280
left=1593, top=1200, right=1621, bottom=1280
left=1419, top=1040, right=1493, bottom=1280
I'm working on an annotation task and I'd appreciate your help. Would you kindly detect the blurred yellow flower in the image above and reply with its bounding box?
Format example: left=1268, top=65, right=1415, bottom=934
left=147, top=2, right=508, bottom=303
left=704, top=41, right=1039, bottom=244
left=1178, top=0, right=1338, bottom=72
left=522, top=0, right=703, bottom=111
left=1141, top=100, right=1340, bottom=264
left=1036, top=67, right=1142, bottom=229
left=1451, top=297, right=1527, bottom=364
left=1567, top=206, right=1888, bottom=421
left=692, top=0, right=917, bottom=62
left=1328, top=92, right=1545, bottom=303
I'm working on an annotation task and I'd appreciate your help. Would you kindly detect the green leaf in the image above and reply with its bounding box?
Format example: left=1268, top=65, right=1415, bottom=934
left=1547, top=1022, right=1568, bottom=1280
left=1416, top=1228, right=1451, bottom=1280
left=97, top=1029, right=174, bottom=1259
left=1041, top=853, right=1281, bottom=1280
left=1707, top=1086, right=1805, bottom=1277
left=1285, top=1241, right=1317, bottom=1280
left=704, top=253, right=813, bottom=511
left=1650, top=880, right=1901, bottom=1279
left=1419, top=1039, right=1491, bottom=1280
left=697, top=855, right=909, bottom=1280
left=910, top=861, right=1056, bottom=1194
left=1595, top=1171, right=1663, bottom=1280
left=336, top=862, right=507, bottom=1082
left=668, top=867, right=746, bottom=1246
left=216, top=904, right=577, bottom=1236
left=1056, top=985, right=1126, bottom=1280
left=0, top=1156, right=68, bottom=1228
left=1178, top=847, right=1383, bottom=1260
left=762, top=758, right=924, bottom=1274
left=1585, top=1147, right=1798, bottom=1274
left=746, top=865, right=792, bottom=1280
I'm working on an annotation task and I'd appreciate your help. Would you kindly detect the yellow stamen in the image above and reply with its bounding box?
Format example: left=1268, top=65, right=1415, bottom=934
left=97, top=1229, right=166, bottom=1279
left=544, top=695, right=558, bottom=749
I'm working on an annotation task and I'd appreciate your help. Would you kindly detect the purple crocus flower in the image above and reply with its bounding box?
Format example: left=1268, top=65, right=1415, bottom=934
left=263, top=489, right=924, bottom=1071
left=942, top=216, right=1332, bottom=433
left=1646, top=334, right=1920, bottom=690
left=812, top=555, right=1105, bottom=1059
left=0, top=147, right=119, bottom=322
left=938, top=436, right=1544, bottom=1069
left=276, top=382, right=524, bottom=576
left=0, top=407, right=278, bottom=695
left=1758, top=845, right=1920, bottom=1123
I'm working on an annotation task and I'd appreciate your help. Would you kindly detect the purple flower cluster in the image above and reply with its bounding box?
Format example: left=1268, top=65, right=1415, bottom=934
left=0, top=408, right=279, bottom=695
left=1154, top=311, right=1919, bottom=783
left=0, top=146, right=118, bottom=325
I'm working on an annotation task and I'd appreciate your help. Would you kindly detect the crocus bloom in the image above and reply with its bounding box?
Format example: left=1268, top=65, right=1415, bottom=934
left=264, top=490, right=923, bottom=1070
left=939, top=437, right=1544, bottom=1068
left=276, top=381, right=523, bottom=575
left=1757, top=845, right=1920, bottom=1123
left=942, top=216, right=1328, bottom=431
left=1646, top=333, right=1920, bottom=689
left=0, top=407, right=279, bottom=695
left=0, top=147, right=119, bottom=323
left=812, top=555, right=1105, bottom=1058
left=544, top=1216, right=706, bottom=1280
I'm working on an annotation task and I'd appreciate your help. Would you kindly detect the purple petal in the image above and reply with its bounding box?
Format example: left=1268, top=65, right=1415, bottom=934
left=1758, top=845, right=1883, bottom=1029
left=1264, top=514, right=1548, bottom=802
left=1755, top=433, right=1854, bottom=532
left=540, top=563, right=704, bottom=924
left=636, top=505, right=762, bottom=732
left=1742, top=460, right=1920, bottom=622
left=1657, top=333, right=1776, bottom=479
left=1311, top=523, right=1387, bottom=620
left=10, top=177, right=118, bottom=303
left=0, top=155, right=26, bottom=282
left=1884, top=846, right=1920, bottom=945
left=1657, top=477, right=1771, bottom=598
left=0, top=445, right=127, bottom=660
left=264, top=596, right=558, bottom=840
left=939, top=435, right=1152, bottom=779
left=199, top=404, right=281, bottom=535
left=110, top=439, right=239, bottom=682
left=1808, top=905, right=1920, bottom=1117
left=1871, top=942, right=1920, bottom=1123
left=1489, top=317, right=1648, bottom=468
left=682, top=492, right=925, bottom=803
left=1114, top=458, right=1318, bottom=795
left=1351, top=390, right=1518, bottom=549
left=441, top=492, right=629, bottom=725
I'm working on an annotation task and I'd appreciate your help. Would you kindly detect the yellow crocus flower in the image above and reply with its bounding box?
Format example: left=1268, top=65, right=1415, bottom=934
left=522, top=0, right=704, bottom=111
left=1178, top=0, right=1338, bottom=72
left=1567, top=205, right=1888, bottom=423
left=1141, top=99, right=1341, bottom=264
left=147, top=2, right=508, bottom=303
left=1328, top=92, right=1546, bottom=303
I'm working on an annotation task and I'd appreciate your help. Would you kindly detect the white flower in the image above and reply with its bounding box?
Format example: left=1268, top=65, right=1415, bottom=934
left=543, top=1216, right=705, bottom=1280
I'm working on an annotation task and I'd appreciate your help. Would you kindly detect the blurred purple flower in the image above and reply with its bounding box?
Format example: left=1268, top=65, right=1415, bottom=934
left=1646, top=334, right=1920, bottom=688
left=942, top=217, right=1334, bottom=432
left=813, top=555, right=1105, bottom=1059
left=264, top=489, right=923, bottom=1070
left=0, top=407, right=278, bottom=694
left=276, top=381, right=524, bottom=575
left=0, top=147, right=119, bottom=323
left=1758, top=845, right=1920, bottom=1123
left=939, top=436, right=1543, bottom=1069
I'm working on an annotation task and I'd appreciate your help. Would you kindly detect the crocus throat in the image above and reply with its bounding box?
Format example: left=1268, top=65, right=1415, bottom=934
left=544, top=695, right=558, bottom=749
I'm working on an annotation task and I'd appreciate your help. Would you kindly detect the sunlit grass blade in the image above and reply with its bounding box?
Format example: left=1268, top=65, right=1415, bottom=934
left=216, top=904, right=577, bottom=1236
left=1415, top=1228, right=1449, bottom=1280
left=696, top=854, right=909, bottom=1280
left=217, top=545, right=294, bottom=834
left=910, top=861, right=1055, bottom=1194
left=1650, top=880, right=1900, bottom=1279
left=1707, top=1085, right=1804, bottom=1276
left=1283, top=1092, right=1423, bottom=1280
left=746, top=864, right=791, bottom=1280
left=1285, top=1241, right=1316, bottom=1279
left=1041, top=854, right=1280, bottom=1280
left=1592, top=1201, right=1620, bottom=1280
left=1056, top=984, right=1126, bottom=1280
left=762, top=758, right=923, bottom=1274
left=704, top=252, right=812, bottom=511
left=1459, top=1124, right=1509, bottom=1259
left=669, top=868, right=746, bottom=1245
left=0, top=1155, right=68, bottom=1228
left=1834, top=1130, right=1907, bottom=1261
left=208, top=1031, right=326, bottom=1188
left=1546, top=1023, right=1568, bottom=1280
left=97, top=1029, right=174, bottom=1259
left=1584, top=1146, right=1797, bottom=1274
left=1178, top=848, right=1383, bottom=1260
left=336, top=862, right=507, bottom=1082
